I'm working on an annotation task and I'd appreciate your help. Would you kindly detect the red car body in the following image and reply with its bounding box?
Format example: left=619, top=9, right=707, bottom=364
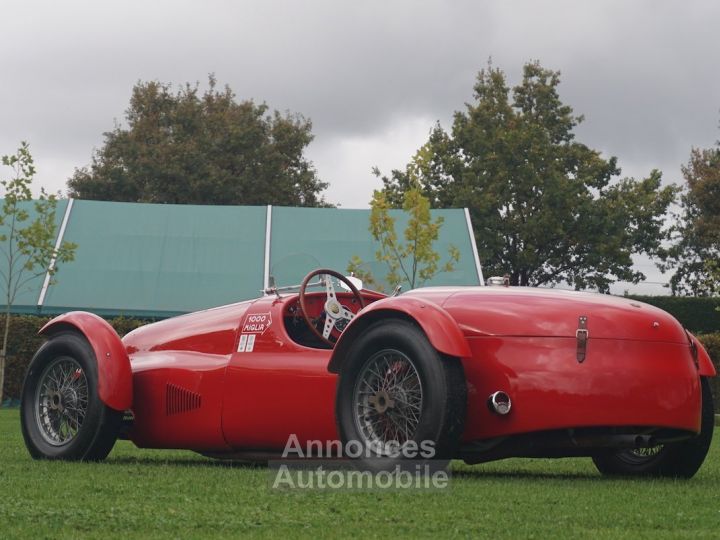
left=38, top=284, right=716, bottom=461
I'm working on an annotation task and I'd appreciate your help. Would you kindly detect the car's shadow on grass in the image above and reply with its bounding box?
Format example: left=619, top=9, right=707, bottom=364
left=67, top=455, right=714, bottom=482
left=105, top=456, right=266, bottom=469
left=105, top=455, right=603, bottom=480
left=451, top=466, right=713, bottom=482
left=451, top=468, right=600, bottom=481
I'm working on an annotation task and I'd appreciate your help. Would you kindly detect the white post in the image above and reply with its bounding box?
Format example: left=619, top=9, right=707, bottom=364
left=464, top=207, right=484, bottom=286
left=263, top=205, right=273, bottom=291
left=37, top=198, right=75, bottom=307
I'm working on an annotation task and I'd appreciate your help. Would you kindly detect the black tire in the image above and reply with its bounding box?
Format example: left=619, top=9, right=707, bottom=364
left=592, top=377, right=715, bottom=478
left=20, top=332, right=122, bottom=461
left=335, top=319, right=466, bottom=471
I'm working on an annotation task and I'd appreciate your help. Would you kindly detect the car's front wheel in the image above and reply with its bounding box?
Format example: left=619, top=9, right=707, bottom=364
left=20, top=332, right=122, bottom=461
left=592, top=377, right=714, bottom=478
left=335, top=319, right=466, bottom=471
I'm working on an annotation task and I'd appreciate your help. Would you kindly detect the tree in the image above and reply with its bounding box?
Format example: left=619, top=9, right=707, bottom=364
left=348, top=148, right=459, bottom=292
left=68, top=75, right=330, bottom=206
left=379, top=61, right=677, bottom=292
left=0, top=143, right=76, bottom=404
left=661, top=140, right=720, bottom=295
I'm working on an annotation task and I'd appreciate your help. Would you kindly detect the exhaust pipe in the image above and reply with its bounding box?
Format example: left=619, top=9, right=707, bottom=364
left=634, top=435, right=656, bottom=448
left=487, top=391, right=512, bottom=415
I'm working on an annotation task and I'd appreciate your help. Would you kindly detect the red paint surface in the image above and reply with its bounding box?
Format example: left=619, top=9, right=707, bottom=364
left=338, top=295, right=472, bottom=358
left=460, top=337, right=701, bottom=441
left=687, top=332, right=717, bottom=376
left=432, top=286, right=689, bottom=343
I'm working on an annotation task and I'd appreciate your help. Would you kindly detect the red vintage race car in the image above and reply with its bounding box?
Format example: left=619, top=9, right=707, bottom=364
left=20, top=269, right=716, bottom=477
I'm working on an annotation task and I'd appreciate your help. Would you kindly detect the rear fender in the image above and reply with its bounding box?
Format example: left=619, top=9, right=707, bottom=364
left=688, top=332, right=717, bottom=377
left=40, top=311, right=132, bottom=411
left=328, top=296, right=470, bottom=374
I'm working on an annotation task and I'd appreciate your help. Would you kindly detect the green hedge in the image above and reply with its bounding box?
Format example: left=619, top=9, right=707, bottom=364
left=1, top=315, right=149, bottom=404
left=626, top=295, right=720, bottom=334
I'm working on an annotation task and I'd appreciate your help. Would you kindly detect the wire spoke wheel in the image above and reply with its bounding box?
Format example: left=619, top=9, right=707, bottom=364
left=34, top=356, right=89, bottom=446
left=22, top=332, right=123, bottom=461
left=353, top=349, right=423, bottom=456
left=609, top=445, right=666, bottom=467
left=336, top=319, right=466, bottom=471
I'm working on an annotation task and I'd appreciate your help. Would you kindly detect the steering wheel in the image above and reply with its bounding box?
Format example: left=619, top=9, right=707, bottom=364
left=299, top=269, right=366, bottom=346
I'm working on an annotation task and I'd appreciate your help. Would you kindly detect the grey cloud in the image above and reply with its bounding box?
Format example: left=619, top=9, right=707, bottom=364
left=1, top=0, right=719, bottom=205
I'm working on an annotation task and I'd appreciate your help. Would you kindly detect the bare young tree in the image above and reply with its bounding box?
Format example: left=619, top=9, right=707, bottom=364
left=0, top=142, right=76, bottom=404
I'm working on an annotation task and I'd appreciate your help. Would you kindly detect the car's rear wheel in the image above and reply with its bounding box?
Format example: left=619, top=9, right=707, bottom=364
left=20, top=332, right=122, bottom=461
left=335, top=319, right=466, bottom=471
left=592, top=377, right=714, bottom=478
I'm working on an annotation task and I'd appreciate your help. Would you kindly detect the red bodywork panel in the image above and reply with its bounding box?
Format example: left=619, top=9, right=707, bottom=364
left=430, top=287, right=705, bottom=440
left=461, top=337, right=701, bottom=440
left=71, top=284, right=712, bottom=454
left=428, top=286, right=689, bottom=342
left=40, top=312, right=132, bottom=411
left=328, top=295, right=471, bottom=373
left=688, top=332, right=717, bottom=376
left=222, top=347, right=337, bottom=449
left=123, top=300, right=255, bottom=450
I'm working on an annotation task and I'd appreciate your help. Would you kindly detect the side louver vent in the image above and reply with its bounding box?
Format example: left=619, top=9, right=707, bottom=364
left=166, top=383, right=201, bottom=416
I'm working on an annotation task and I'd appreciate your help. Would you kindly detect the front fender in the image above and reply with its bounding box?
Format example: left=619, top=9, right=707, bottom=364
left=328, top=296, right=471, bottom=374
left=688, top=332, right=717, bottom=377
left=40, top=312, right=132, bottom=411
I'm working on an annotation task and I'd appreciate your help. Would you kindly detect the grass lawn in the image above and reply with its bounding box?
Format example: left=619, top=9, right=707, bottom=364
left=1, top=408, right=719, bottom=539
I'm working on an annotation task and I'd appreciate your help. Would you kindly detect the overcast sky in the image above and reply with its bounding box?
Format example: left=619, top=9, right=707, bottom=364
left=1, top=0, right=719, bottom=293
